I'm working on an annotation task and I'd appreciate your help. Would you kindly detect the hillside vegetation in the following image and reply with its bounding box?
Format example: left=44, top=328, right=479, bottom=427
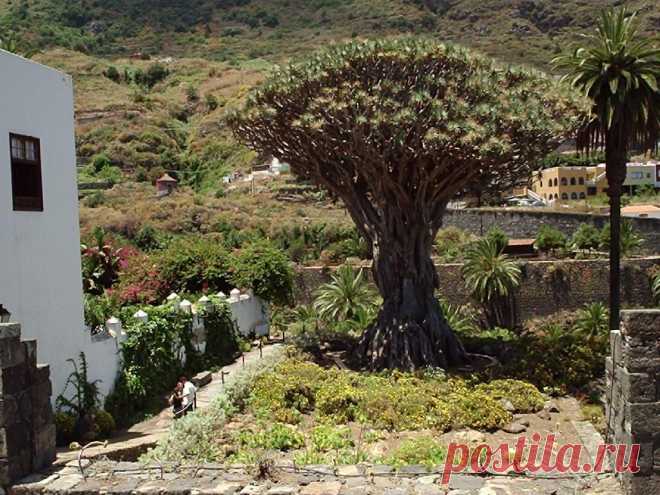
left=1, top=0, right=657, bottom=235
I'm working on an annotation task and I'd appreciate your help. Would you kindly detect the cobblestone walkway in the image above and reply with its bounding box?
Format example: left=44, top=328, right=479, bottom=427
left=12, top=461, right=621, bottom=494
left=54, top=344, right=284, bottom=465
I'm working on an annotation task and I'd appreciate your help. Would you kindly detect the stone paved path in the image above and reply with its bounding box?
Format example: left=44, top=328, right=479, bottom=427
left=54, top=344, right=284, bottom=465
left=12, top=461, right=621, bottom=494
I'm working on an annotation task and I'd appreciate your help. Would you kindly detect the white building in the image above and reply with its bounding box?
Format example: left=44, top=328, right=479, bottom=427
left=0, top=50, right=119, bottom=400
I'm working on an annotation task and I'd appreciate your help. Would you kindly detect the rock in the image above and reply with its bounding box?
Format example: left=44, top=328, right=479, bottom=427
left=267, top=487, right=297, bottom=495
left=202, top=482, right=243, bottom=495
left=240, top=486, right=264, bottom=495
left=544, top=401, right=560, bottom=413
left=192, top=371, right=212, bottom=388
left=537, top=410, right=552, bottom=421
left=416, top=475, right=439, bottom=485
left=500, top=399, right=516, bottom=412
left=454, top=429, right=486, bottom=444
left=503, top=423, right=527, bottom=434
left=513, top=415, right=531, bottom=427
left=300, top=481, right=341, bottom=495
left=336, top=465, right=363, bottom=477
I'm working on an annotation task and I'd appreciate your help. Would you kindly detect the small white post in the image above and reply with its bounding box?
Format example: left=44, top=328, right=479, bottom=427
left=133, top=309, right=148, bottom=323
left=166, top=292, right=180, bottom=304
left=198, top=295, right=212, bottom=311
left=179, top=299, right=193, bottom=314
left=229, top=289, right=241, bottom=303
left=217, top=291, right=227, bottom=300
left=106, top=317, right=122, bottom=338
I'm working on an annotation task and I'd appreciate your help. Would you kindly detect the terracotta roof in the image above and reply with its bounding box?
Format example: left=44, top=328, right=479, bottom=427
left=156, top=173, right=178, bottom=183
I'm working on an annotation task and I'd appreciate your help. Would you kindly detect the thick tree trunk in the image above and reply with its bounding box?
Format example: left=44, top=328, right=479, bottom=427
left=357, top=225, right=467, bottom=370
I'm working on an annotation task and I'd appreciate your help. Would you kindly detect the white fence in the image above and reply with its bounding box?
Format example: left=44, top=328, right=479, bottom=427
left=83, top=289, right=269, bottom=398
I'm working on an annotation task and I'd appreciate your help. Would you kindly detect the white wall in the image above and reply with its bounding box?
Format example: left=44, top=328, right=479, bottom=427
left=0, top=50, right=100, bottom=401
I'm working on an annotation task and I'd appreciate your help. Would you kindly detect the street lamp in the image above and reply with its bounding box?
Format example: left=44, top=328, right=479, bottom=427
left=0, top=304, right=11, bottom=323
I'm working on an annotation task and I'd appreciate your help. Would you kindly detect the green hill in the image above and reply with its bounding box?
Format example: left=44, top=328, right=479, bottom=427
left=1, top=0, right=657, bottom=236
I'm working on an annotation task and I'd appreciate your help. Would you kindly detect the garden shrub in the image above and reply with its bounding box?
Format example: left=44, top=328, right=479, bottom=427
left=117, top=252, right=170, bottom=305
left=385, top=438, right=447, bottom=469
left=315, top=372, right=364, bottom=423
left=475, top=379, right=545, bottom=413
left=55, top=412, right=76, bottom=446
left=535, top=225, right=567, bottom=252
left=105, top=307, right=197, bottom=426
left=93, top=410, right=116, bottom=438
left=434, top=227, right=476, bottom=261
left=201, top=298, right=240, bottom=364
left=247, top=360, right=538, bottom=433
left=310, top=425, right=353, bottom=451
left=157, top=236, right=233, bottom=293
left=231, top=239, right=294, bottom=306
left=237, top=423, right=305, bottom=451
left=485, top=227, right=509, bottom=253
left=570, top=223, right=600, bottom=251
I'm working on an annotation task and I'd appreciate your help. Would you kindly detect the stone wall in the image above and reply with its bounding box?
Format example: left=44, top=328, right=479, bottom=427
left=606, top=310, right=660, bottom=495
left=0, top=323, right=55, bottom=488
left=294, top=257, right=660, bottom=325
left=444, top=208, right=660, bottom=254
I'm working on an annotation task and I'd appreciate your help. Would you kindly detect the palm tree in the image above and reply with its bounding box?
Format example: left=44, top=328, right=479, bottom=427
left=463, top=238, right=521, bottom=329
left=574, top=302, right=609, bottom=342
left=313, top=264, right=378, bottom=322
left=553, top=7, right=660, bottom=331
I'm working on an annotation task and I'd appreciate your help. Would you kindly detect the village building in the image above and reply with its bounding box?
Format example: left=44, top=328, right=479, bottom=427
left=0, top=49, right=117, bottom=400
left=156, top=172, right=178, bottom=196
left=531, top=162, right=659, bottom=203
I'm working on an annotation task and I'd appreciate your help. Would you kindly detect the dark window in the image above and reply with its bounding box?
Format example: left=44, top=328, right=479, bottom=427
left=553, top=178, right=558, bottom=186
left=579, top=177, right=585, bottom=185
left=579, top=192, right=586, bottom=199
left=570, top=178, right=576, bottom=185
left=9, top=134, right=43, bottom=211
left=547, top=180, right=552, bottom=187
left=571, top=192, right=578, bottom=199
left=561, top=193, right=569, bottom=200
left=561, top=177, right=568, bottom=186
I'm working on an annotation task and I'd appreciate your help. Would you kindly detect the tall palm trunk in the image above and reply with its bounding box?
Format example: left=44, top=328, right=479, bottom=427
left=605, top=133, right=627, bottom=331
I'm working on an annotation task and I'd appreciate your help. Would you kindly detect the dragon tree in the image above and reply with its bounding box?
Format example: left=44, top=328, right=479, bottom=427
left=230, top=39, right=586, bottom=370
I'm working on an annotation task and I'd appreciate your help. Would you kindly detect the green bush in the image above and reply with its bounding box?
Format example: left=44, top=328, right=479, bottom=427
left=385, top=438, right=446, bottom=469
left=310, top=425, right=353, bottom=451
left=157, top=236, right=232, bottom=293
left=535, top=225, right=567, bottom=252
left=55, top=412, right=76, bottom=446
left=231, top=240, right=294, bottom=306
left=599, top=221, right=643, bottom=257
left=475, top=379, right=545, bottom=413
left=434, top=227, right=476, bottom=261
left=237, top=423, right=305, bottom=451
left=94, top=410, right=116, bottom=438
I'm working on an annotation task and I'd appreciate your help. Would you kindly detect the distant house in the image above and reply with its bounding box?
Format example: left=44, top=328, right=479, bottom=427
left=531, top=162, right=659, bottom=203
left=156, top=173, right=178, bottom=196
left=0, top=49, right=117, bottom=400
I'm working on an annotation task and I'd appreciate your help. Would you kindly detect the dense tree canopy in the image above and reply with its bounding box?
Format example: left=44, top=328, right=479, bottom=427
left=230, top=38, right=587, bottom=370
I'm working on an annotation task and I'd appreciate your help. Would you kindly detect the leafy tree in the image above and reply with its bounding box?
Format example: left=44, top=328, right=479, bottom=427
left=553, top=7, right=660, bottom=331
left=313, top=265, right=378, bottom=322
left=0, top=30, right=37, bottom=58
left=463, top=238, right=521, bottom=329
left=231, top=239, right=294, bottom=306
left=230, top=39, right=585, bottom=369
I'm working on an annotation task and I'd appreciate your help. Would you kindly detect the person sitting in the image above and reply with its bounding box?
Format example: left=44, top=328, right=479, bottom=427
left=180, top=375, right=197, bottom=415
left=169, top=382, right=184, bottom=418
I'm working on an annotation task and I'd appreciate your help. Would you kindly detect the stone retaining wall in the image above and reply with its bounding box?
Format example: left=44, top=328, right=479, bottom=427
left=0, top=323, right=55, bottom=488
left=443, top=208, right=660, bottom=254
left=295, top=257, right=660, bottom=325
left=606, top=310, right=660, bottom=495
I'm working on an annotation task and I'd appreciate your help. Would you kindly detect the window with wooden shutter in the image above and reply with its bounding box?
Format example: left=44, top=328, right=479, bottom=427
left=9, top=133, right=43, bottom=211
